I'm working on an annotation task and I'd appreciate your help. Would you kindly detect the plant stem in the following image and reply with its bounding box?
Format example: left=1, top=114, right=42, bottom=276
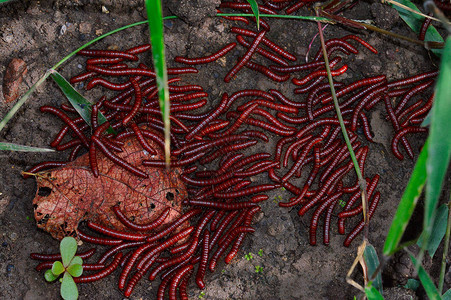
left=438, top=197, right=451, bottom=294
left=314, top=8, right=368, bottom=235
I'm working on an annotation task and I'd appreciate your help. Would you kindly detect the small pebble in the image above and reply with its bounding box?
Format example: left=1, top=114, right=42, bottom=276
left=164, top=20, right=173, bottom=29
left=9, top=232, right=17, bottom=241
left=77, top=64, right=83, bottom=69
left=6, top=264, right=14, bottom=276
left=59, top=24, right=67, bottom=35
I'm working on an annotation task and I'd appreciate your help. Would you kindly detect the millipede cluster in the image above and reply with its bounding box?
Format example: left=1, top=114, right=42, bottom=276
left=29, top=0, right=436, bottom=299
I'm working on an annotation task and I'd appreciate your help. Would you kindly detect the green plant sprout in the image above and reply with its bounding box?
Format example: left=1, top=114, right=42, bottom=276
left=258, top=249, right=263, bottom=257
left=198, top=291, right=206, bottom=299
left=338, top=199, right=346, bottom=208
left=255, top=265, right=263, bottom=273
left=44, top=237, right=83, bottom=300
left=244, top=252, right=253, bottom=261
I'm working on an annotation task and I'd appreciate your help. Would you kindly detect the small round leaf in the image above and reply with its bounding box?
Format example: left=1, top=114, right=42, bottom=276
left=69, top=256, right=83, bottom=267
left=61, top=273, right=78, bottom=300
left=51, top=261, right=65, bottom=276
left=67, top=264, right=83, bottom=278
left=60, top=237, right=77, bottom=267
left=45, top=269, right=58, bottom=282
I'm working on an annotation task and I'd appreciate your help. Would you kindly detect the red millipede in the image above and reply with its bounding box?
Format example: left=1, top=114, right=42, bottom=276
left=146, top=210, right=201, bottom=243
left=394, top=80, right=434, bottom=116
left=31, top=248, right=96, bottom=261
left=341, top=35, right=378, bottom=53
left=419, top=14, right=433, bottom=41
left=175, top=42, right=237, bottom=65
left=196, top=231, right=210, bottom=289
left=236, top=35, right=289, bottom=67
left=77, top=229, right=123, bottom=246
left=217, top=8, right=250, bottom=24
left=189, top=200, right=257, bottom=210
left=391, top=126, right=428, bottom=160
left=309, top=192, right=343, bottom=246
left=343, top=192, right=381, bottom=246
left=230, top=27, right=297, bottom=61
left=245, top=61, right=291, bottom=82
left=214, top=184, right=280, bottom=198
left=91, top=136, right=148, bottom=178
left=225, top=30, right=267, bottom=83
left=86, top=221, right=147, bottom=241
left=74, top=252, right=123, bottom=283
left=168, top=264, right=194, bottom=300
left=387, top=70, right=438, bottom=89
left=292, top=65, right=348, bottom=86
left=40, top=106, right=90, bottom=147
left=98, top=241, right=146, bottom=265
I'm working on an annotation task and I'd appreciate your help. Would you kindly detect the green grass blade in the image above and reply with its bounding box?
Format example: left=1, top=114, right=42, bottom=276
left=383, top=138, right=429, bottom=256
left=417, top=204, right=449, bottom=257
left=0, top=142, right=55, bottom=152
left=364, top=284, right=384, bottom=300
left=389, top=0, right=444, bottom=56
left=410, top=255, right=442, bottom=300
left=423, top=37, right=451, bottom=249
left=145, top=0, right=170, bottom=164
left=50, top=71, right=114, bottom=134
left=364, top=244, right=383, bottom=295
left=246, top=0, right=260, bottom=30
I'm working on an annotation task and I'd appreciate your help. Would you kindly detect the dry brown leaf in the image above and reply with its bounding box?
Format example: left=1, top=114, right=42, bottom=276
left=32, top=134, right=187, bottom=240
left=2, top=58, right=27, bottom=103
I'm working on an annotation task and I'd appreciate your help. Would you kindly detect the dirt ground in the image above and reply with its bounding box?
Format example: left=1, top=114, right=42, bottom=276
left=0, top=0, right=448, bottom=299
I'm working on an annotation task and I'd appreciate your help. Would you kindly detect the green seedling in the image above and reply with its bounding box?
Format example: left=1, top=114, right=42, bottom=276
left=255, top=265, right=263, bottom=273
left=245, top=252, right=253, bottom=261
left=338, top=199, right=346, bottom=208
left=199, top=291, right=206, bottom=299
left=258, top=249, right=263, bottom=257
left=44, top=237, right=83, bottom=300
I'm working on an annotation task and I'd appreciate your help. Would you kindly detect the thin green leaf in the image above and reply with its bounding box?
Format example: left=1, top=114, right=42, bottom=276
left=383, top=138, right=429, bottom=256
left=246, top=0, right=260, bottom=30
left=410, top=255, right=442, bottom=300
left=424, top=37, right=451, bottom=249
left=52, top=261, right=65, bottom=276
left=364, top=284, right=384, bottom=300
left=69, top=256, right=83, bottom=267
left=61, top=273, right=78, bottom=300
left=67, top=264, right=83, bottom=278
left=404, top=278, right=420, bottom=291
left=389, top=0, right=444, bottom=56
left=145, top=0, right=170, bottom=164
left=418, top=204, right=449, bottom=257
left=0, top=142, right=54, bottom=152
left=45, top=269, right=59, bottom=282
left=60, top=237, right=77, bottom=267
left=443, top=289, right=451, bottom=300
left=50, top=71, right=114, bottom=134
left=363, top=244, right=383, bottom=295
left=0, top=0, right=16, bottom=4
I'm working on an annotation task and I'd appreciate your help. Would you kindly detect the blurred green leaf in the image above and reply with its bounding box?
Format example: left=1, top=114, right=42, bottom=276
left=389, top=0, right=444, bottom=56
left=50, top=71, right=114, bottom=134
left=0, top=142, right=54, bottom=152
left=418, top=204, right=449, bottom=257
left=60, top=237, right=77, bottom=267
left=424, top=37, right=451, bottom=251
left=52, top=261, right=65, bottom=276
left=383, top=138, right=429, bottom=256
left=246, top=0, right=260, bottom=30
left=404, top=278, right=420, bottom=291
left=61, top=273, right=78, bottom=300
left=443, top=288, right=451, bottom=300
left=364, top=244, right=383, bottom=295
left=67, top=264, right=83, bottom=278
left=365, top=284, right=384, bottom=300
left=145, top=0, right=170, bottom=163
left=45, top=269, right=59, bottom=282
left=410, top=255, right=442, bottom=299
